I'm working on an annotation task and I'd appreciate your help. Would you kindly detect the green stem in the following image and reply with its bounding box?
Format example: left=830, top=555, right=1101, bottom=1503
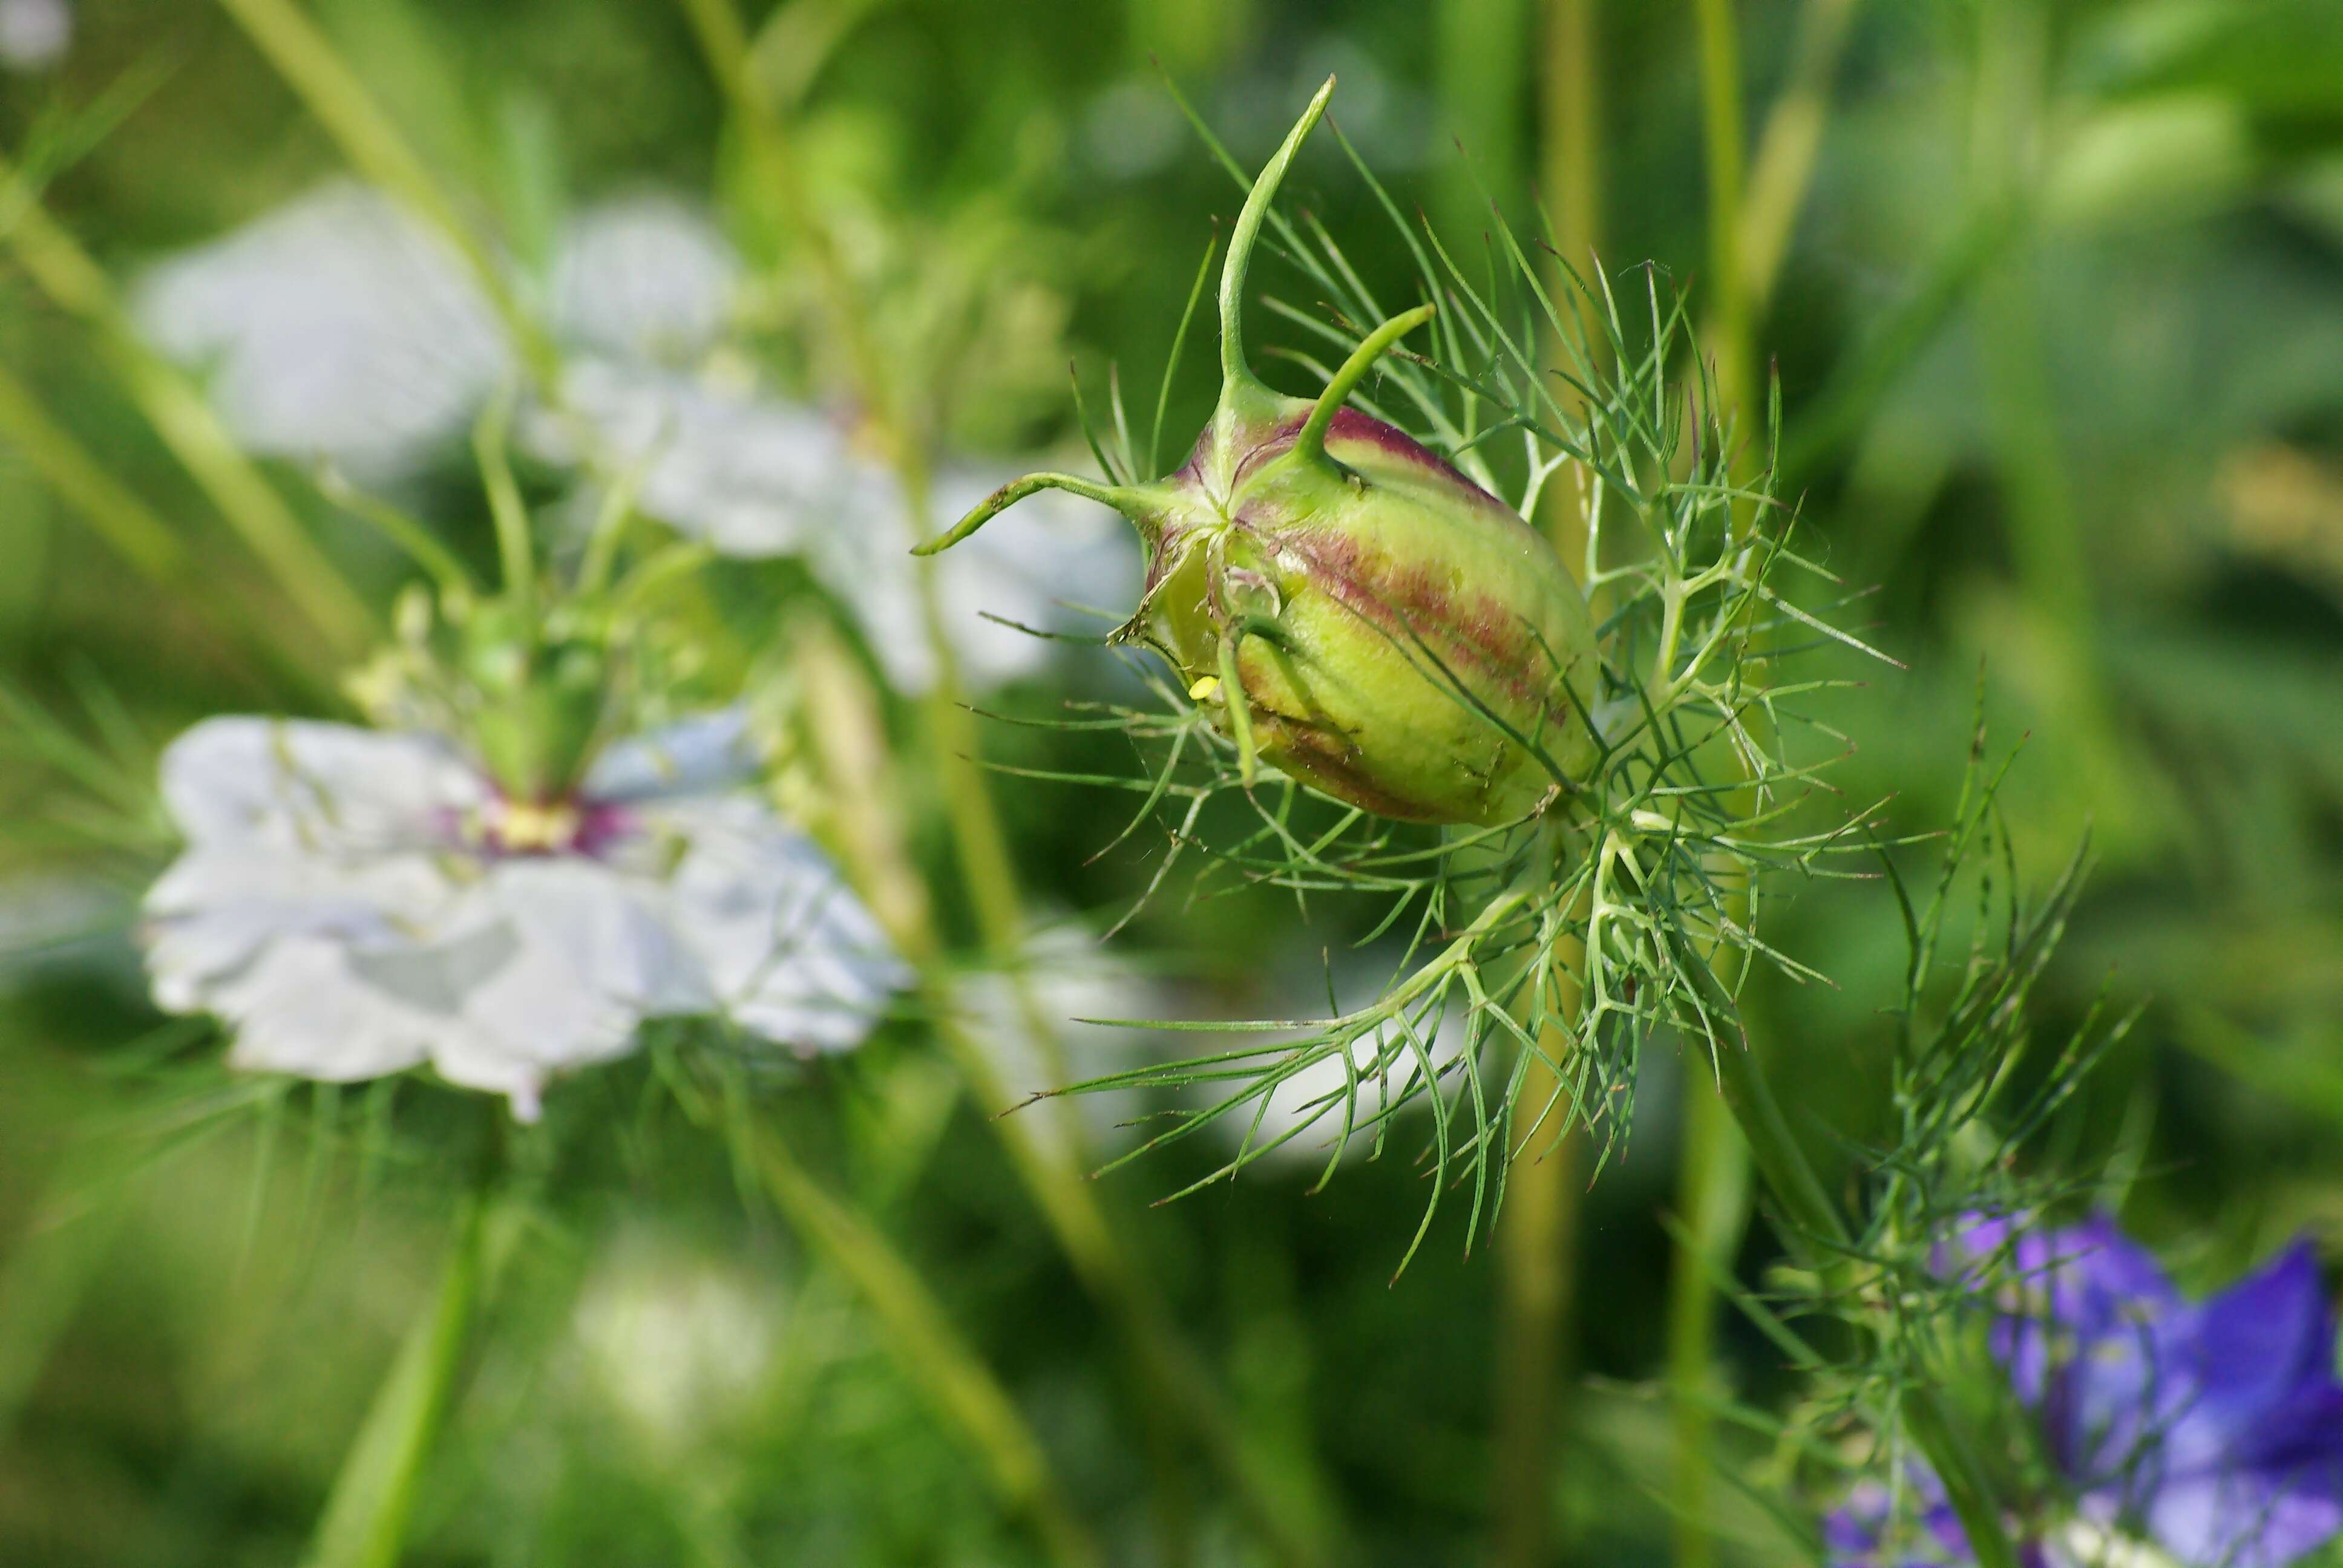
left=0, top=358, right=185, bottom=581
left=1492, top=926, right=1587, bottom=1568
left=1665, top=1065, right=1751, bottom=1568
left=738, top=1116, right=1099, bottom=1568
left=1693, top=0, right=1753, bottom=425
left=208, top=0, right=563, bottom=394
left=303, top=1189, right=488, bottom=1568
left=1668, top=11, right=1760, bottom=1560
left=912, top=472, right=1155, bottom=557
left=0, top=154, right=372, bottom=655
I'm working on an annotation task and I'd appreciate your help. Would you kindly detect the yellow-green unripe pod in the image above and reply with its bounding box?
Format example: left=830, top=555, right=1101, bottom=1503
left=917, top=79, right=1599, bottom=827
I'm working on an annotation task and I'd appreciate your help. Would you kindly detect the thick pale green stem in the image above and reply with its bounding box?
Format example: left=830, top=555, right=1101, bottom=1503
left=1669, top=11, right=1760, bottom=1563
left=1221, top=76, right=1337, bottom=393
left=1292, top=304, right=1438, bottom=466
left=740, top=1117, right=1098, bottom=1568
left=1492, top=925, right=1587, bottom=1568
left=303, top=1191, right=487, bottom=1568
left=1666, top=1068, right=1751, bottom=1568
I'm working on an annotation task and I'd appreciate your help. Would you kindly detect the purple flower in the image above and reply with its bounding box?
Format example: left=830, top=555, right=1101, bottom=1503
left=1827, top=1215, right=2343, bottom=1567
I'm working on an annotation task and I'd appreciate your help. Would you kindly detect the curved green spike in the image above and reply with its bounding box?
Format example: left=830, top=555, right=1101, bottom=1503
left=911, top=472, right=1160, bottom=557
left=1219, top=74, right=1336, bottom=393
left=1292, top=302, right=1437, bottom=466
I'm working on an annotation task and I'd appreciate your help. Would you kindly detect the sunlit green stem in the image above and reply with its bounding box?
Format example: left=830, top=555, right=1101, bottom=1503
left=1666, top=10, right=1763, bottom=1560
left=1221, top=76, right=1336, bottom=392
left=0, top=360, right=184, bottom=581
left=735, top=1116, right=1098, bottom=1568
left=1492, top=906, right=1587, bottom=1568
left=1292, top=304, right=1438, bottom=466
left=473, top=397, right=537, bottom=622
left=303, top=1188, right=488, bottom=1568
left=1666, top=1064, right=1751, bottom=1568
left=0, top=154, right=371, bottom=655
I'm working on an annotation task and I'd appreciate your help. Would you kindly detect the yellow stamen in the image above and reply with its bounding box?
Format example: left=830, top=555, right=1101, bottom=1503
left=1188, top=675, right=1221, bottom=702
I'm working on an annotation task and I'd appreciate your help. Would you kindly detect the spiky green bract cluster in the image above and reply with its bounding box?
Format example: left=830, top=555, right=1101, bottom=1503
left=1697, top=728, right=2133, bottom=1555
left=952, top=80, right=1898, bottom=1266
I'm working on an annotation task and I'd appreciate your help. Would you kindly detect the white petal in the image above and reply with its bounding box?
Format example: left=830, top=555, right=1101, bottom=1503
left=132, top=183, right=509, bottom=475
left=951, top=921, right=1161, bottom=1160
left=825, top=463, right=1139, bottom=694
left=583, top=707, right=761, bottom=803
left=157, top=716, right=481, bottom=853
left=142, top=845, right=456, bottom=1013
left=214, top=935, right=435, bottom=1083
left=484, top=858, right=712, bottom=1016
left=648, top=795, right=906, bottom=1051
left=550, top=196, right=739, bottom=365
left=0, top=0, right=71, bottom=71
left=539, top=365, right=870, bottom=557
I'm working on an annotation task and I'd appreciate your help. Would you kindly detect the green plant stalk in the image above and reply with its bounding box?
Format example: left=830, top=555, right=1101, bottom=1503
left=1671, top=10, right=1760, bottom=1564
left=0, top=359, right=185, bottom=580
left=303, top=1190, right=487, bottom=1568
left=1487, top=13, right=1605, bottom=1558
left=738, top=1117, right=1099, bottom=1568
left=1492, top=933, right=1585, bottom=1568
left=208, top=0, right=562, bottom=394
left=0, top=155, right=371, bottom=655
left=673, top=7, right=1328, bottom=1561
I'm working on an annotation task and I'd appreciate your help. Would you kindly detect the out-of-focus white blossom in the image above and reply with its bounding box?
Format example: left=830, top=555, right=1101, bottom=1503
left=134, top=183, right=511, bottom=477
left=954, top=921, right=1162, bottom=1161
left=142, top=709, right=906, bottom=1119
left=572, top=1226, right=781, bottom=1459
left=548, top=195, right=740, bottom=366
left=138, top=183, right=1133, bottom=690
left=550, top=364, right=1138, bottom=692
left=0, top=0, right=70, bottom=73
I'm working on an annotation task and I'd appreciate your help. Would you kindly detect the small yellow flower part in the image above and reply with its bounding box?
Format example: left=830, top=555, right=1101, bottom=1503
left=1187, top=675, right=1221, bottom=702
left=498, top=800, right=581, bottom=852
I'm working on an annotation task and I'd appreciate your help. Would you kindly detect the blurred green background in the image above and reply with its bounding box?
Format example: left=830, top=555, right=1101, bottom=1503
left=4, top=0, right=2343, bottom=1563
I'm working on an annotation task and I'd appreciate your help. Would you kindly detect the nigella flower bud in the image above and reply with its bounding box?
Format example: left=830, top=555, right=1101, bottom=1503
left=916, top=79, right=1599, bottom=826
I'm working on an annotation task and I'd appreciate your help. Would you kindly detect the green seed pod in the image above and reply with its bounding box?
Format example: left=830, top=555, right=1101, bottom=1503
left=917, top=79, right=1599, bottom=827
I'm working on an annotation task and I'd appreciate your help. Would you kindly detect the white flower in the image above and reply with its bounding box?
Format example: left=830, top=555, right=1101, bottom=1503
left=952, top=921, right=1162, bottom=1161
left=133, top=183, right=511, bottom=477
left=571, top=1226, right=780, bottom=1460
left=556, top=362, right=1138, bottom=692
left=142, top=709, right=908, bottom=1119
left=0, top=0, right=70, bottom=73
left=136, top=183, right=1136, bottom=689
left=549, top=196, right=739, bottom=366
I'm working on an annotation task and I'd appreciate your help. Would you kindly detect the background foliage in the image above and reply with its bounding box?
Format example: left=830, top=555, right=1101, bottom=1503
left=4, top=0, right=2342, bottom=1563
